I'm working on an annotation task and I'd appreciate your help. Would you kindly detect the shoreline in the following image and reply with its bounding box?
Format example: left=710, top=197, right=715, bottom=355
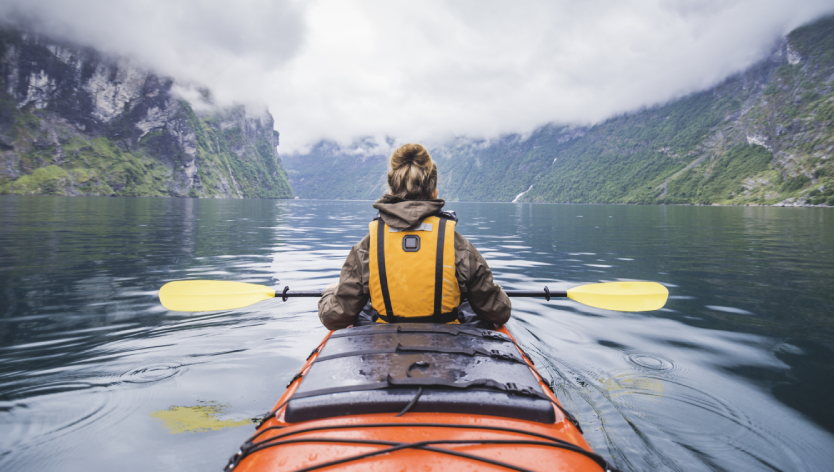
left=2, top=193, right=831, bottom=208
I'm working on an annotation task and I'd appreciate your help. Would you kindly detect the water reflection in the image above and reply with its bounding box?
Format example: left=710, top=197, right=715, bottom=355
left=0, top=196, right=833, bottom=471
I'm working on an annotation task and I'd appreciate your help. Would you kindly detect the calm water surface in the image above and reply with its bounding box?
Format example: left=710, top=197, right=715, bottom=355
left=1, top=196, right=833, bottom=471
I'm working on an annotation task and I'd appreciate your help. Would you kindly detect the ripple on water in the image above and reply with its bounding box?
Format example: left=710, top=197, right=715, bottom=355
left=705, top=305, right=755, bottom=315
left=121, top=363, right=186, bottom=384
left=596, top=356, right=807, bottom=471
left=0, top=389, right=109, bottom=463
left=3, top=198, right=834, bottom=472
left=630, top=379, right=774, bottom=461
left=625, top=352, right=676, bottom=372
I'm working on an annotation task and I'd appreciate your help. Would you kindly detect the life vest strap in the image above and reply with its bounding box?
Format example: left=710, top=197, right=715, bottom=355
left=376, top=219, right=395, bottom=318
left=433, top=218, right=447, bottom=317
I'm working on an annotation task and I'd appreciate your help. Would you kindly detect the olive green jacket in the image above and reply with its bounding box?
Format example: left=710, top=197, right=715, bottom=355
left=318, top=195, right=511, bottom=330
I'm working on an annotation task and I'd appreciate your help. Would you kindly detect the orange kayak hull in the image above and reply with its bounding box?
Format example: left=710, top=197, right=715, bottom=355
left=229, top=326, right=608, bottom=472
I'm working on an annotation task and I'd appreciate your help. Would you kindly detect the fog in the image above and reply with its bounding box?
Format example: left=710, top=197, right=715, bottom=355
left=2, top=0, right=833, bottom=151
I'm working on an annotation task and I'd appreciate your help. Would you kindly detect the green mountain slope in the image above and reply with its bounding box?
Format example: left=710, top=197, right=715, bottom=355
left=282, top=140, right=388, bottom=200
left=284, top=15, right=834, bottom=207
left=0, top=27, right=292, bottom=199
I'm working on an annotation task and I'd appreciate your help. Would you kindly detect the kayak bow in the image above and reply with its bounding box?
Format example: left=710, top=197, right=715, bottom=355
left=225, top=323, right=619, bottom=472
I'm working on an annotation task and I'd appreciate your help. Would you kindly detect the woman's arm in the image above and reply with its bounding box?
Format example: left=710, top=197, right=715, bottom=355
left=318, top=235, right=370, bottom=330
left=454, top=233, right=512, bottom=325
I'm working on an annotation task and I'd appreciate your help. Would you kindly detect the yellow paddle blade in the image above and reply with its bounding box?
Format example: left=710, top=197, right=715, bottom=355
left=159, top=280, right=275, bottom=312
left=567, top=281, right=668, bottom=312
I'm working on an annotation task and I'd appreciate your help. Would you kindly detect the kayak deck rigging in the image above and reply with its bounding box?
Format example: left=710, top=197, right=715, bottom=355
left=227, top=323, right=618, bottom=472
left=284, top=323, right=557, bottom=424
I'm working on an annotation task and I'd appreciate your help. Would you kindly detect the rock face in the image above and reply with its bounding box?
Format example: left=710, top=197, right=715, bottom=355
left=0, top=27, right=293, bottom=198
left=285, top=15, right=834, bottom=207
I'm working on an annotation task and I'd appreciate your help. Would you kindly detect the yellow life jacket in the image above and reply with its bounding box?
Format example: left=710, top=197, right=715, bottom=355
left=368, top=214, right=461, bottom=323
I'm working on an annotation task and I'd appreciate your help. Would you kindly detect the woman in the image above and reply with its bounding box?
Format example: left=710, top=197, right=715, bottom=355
left=318, top=143, right=510, bottom=330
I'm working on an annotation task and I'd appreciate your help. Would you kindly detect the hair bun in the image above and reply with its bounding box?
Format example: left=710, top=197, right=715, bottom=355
left=391, top=143, right=431, bottom=168
left=387, top=144, right=438, bottom=200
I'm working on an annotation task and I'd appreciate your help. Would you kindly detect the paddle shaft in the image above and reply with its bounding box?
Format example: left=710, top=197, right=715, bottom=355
left=504, top=289, right=567, bottom=298
left=278, top=287, right=565, bottom=301
left=160, top=280, right=666, bottom=312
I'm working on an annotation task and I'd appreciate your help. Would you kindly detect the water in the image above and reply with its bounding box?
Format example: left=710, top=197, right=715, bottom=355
left=1, top=196, right=833, bottom=471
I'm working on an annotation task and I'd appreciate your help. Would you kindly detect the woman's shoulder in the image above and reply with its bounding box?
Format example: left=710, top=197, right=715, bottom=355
left=453, top=230, right=475, bottom=252
left=436, top=210, right=458, bottom=222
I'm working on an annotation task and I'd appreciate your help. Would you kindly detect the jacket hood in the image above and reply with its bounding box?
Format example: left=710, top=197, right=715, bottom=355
left=372, top=194, right=445, bottom=229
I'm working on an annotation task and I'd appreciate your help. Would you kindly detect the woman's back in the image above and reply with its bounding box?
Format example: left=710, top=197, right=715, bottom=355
left=317, top=144, right=510, bottom=329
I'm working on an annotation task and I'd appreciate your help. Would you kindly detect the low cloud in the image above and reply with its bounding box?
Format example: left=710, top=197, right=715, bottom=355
left=2, top=0, right=834, bottom=151
left=0, top=0, right=306, bottom=108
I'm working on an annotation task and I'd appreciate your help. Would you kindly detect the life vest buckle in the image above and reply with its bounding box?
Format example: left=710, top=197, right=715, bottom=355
left=402, top=235, right=420, bottom=252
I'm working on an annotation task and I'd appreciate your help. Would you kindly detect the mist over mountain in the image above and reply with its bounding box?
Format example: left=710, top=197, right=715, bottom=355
left=3, top=4, right=834, bottom=205
left=0, top=27, right=292, bottom=198
left=1, top=0, right=833, bottom=151
left=284, top=15, right=834, bottom=207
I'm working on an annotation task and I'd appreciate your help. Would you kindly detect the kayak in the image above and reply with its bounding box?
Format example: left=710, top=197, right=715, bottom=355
left=223, top=322, right=618, bottom=472
left=158, top=280, right=665, bottom=471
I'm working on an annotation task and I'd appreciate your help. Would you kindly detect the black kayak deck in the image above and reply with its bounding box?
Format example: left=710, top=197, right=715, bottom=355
left=284, top=323, right=555, bottom=423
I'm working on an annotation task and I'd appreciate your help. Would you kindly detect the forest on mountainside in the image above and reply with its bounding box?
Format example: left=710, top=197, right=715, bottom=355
left=285, top=15, right=834, bottom=207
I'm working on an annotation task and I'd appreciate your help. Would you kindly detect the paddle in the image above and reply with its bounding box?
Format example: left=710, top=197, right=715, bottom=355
left=159, top=280, right=668, bottom=313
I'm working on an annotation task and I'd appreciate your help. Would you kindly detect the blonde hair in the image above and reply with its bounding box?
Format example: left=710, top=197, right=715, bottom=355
left=387, top=143, right=438, bottom=200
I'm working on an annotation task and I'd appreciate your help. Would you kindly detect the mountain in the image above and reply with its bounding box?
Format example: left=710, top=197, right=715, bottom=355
left=282, top=139, right=389, bottom=200
left=0, top=27, right=293, bottom=199
left=284, top=15, right=834, bottom=207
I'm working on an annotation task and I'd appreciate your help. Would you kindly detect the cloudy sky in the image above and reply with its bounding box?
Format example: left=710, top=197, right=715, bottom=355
left=3, top=0, right=834, bottom=151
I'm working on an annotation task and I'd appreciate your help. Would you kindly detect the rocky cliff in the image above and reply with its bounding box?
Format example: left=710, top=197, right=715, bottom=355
left=284, top=15, right=834, bottom=207
left=0, top=27, right=293, bottom=198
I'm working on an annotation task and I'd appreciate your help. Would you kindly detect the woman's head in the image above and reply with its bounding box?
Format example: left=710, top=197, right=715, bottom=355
left=387, top=143, right=438, bottom=200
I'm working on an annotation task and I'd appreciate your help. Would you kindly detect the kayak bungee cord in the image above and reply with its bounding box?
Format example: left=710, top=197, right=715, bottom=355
left=248, top=422, right=586, bottom=448
left=227, top=431, right=621, bottom=472
left=303, top=440, right=621, bottom=472
left=395, top=387, right=424, bottom=416
left=227, top=438, right=620, bottom=472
